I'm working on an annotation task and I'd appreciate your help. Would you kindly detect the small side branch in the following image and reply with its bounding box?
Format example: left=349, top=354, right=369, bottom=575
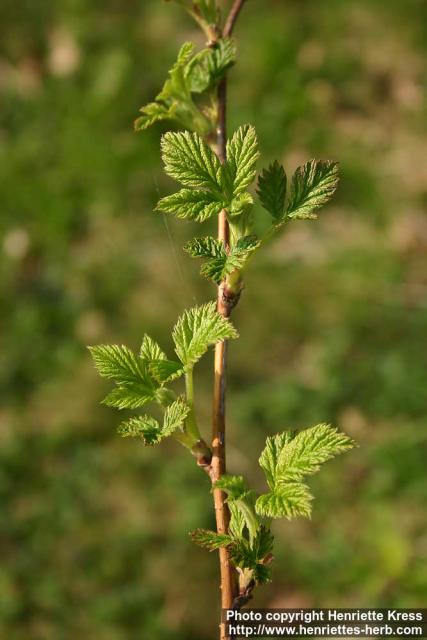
left=224, top=0, right=248, bottom=38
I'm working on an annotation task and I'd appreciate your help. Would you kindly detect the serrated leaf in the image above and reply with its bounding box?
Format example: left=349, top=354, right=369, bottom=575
left=140, top=335, right=167, bottom=362
left=149, top=359, right=184, bottom=383
left=234, top=235, right=260, bottom=253
left=214, top=475, right=259, bottom=543
left=186, top=38, right=236, bottom=93
left=117, top=398, right=189, bottom=445
left=184, top=237, right=225, bottom=259
left=89, top=345, right=145, bottom=384
left=161, top=130, right=223, bottom=194
left=257, top=425, right=354, bottom=521
left=259, top=432, right=295, bottom=491
left=252, top=525, right=274, bottom=561
left=102, top=383, right=156, bottom=410
left=210, top=38, right=237, bottom=77
left=135, top=41, right=211, bottom=135
left=90, top=344, right=159, bottom=410
left=156, top=41, right=195, bottom=103
left=186, top=55, right=210, bottom=94
left=173, top=302, right=238, bottom=369
left=255, top=484, right=313, bottom=519
left=252, top=564, right=273, bottom=585
left=229, top=502, right=245, bottom=539
left=229, top=526, right=274, bottom=585
left=185, top=237, right=228, bottom=285
left=257, top=160, right=287, bottom=220
left=286, top=160, right=339, bottom=220
left=191, top=528, right=234, bottom=551
left=225, top=125, right=259, bottom=197
left=187, top=235, right=260, bottom=285
left=163, top=398, right=190, bottom=436
left=157, top=189, right=224, bottom=222
left=118, top=415, right=161, bottom=444
left=225, top=234, right=260, bottom=273
left=259, top=425, right=354, bottom=490
left=134, top=102, right=176, bottom=132
left=199, top=256, right=228, bottom=284
left=276, top=423, right=355, bottom=483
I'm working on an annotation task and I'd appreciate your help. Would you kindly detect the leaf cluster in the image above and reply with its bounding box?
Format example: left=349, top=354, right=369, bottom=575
left=191, top=424, right=354, bottom=584
left=256, top=424, right=355, bottom=519
left=185, top=235, right=260, bottom=284
left=157, top=124, right=258, bottom=224
left=135, top=39, right=236, bottom=136
left=157, top=122, right=339, bottom=292
left=89, top=302, right=237, bottom=446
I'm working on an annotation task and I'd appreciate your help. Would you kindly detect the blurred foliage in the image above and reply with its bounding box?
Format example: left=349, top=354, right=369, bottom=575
left=1, top=0, right=427, bottom=638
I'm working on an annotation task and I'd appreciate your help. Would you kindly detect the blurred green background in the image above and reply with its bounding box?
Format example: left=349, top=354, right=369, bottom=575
left=1, top=0, right=427, bottom=638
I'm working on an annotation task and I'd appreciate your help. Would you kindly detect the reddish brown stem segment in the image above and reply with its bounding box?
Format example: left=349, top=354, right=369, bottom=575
left=210, top=75, right=237, bottom=640
left=224, top=0, right=248, bottom=38
left=210, top=4, right=248, bottom=638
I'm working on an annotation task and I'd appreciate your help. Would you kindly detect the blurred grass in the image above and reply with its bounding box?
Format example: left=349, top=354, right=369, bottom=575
left=1, top=0, right=427, bottom=638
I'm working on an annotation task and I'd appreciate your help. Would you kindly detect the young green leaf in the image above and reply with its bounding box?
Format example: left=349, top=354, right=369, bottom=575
left=255, top=484, right=313, bottom=519
left=140, top=335, right=167, bottom=362
left=190, top=529, right=234, bottom=551
left=259, top=424, right=354, bottom=488
left=234, top=235, right=260, bottom=253
left=251, top=525, right=274, bottom=562
left=134, top=102, right=177, bottom=132
left=102, top=382, right=157, bottom=410
left=286, top=160, right=339, bottom=220
left=156, top=41, right=195, bottom=103
left=117, top=398, right=189, bottom=445
left=258, top=432, right=295, bottom=490
left=199, top=257, right=229, bottom=284
left=225, top=235, right=260, bottom=272
left=276, top=423, right=355, bottom=483
left=185, top=237, right=228, bottom=284
left=228, top=502, right=246, bottom=539
left=157, top=189, right=224, bottom=222
left=229, top=526, right=274, bottom=585
left=186, top=235, right=260, bottom=285
left=149, top=359, right=184, bottom=384
left=161, top=130, right=223, bottom=193
left=89, top=344, right=159, bottom=409
left=134, top=41, right=211, bottom=135
left=89, top=345, right=145, bottom=384
left=257, top=160, right=287, bottom=220
left=163, top=397, right=190, bottom=437
left=173, top=301, right=238, bottom=369
left=184, top=236, right=225, bottom=259
left=187, top=38, right=237, bottom=93
left=118, top=415, right=162, bottom=445
left=257, top=425, right=354, bottom=520
left=225, top=124, right=259, bottom=197
left=214, top=475, right=260, bottom=543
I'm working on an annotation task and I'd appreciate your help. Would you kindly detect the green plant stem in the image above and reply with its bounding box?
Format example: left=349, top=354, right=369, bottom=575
left=183, top=369, right=213, bottom=468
